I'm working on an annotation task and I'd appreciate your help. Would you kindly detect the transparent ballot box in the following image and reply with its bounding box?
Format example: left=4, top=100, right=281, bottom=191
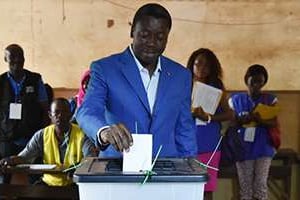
left=73, top=158, right=208, bottom=200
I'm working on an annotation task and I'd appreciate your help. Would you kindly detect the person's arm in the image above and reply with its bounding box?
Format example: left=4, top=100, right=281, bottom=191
left=0, top=130, right=43, bottom=167
left=191, top=106, right=208, bottom=121
left=192, top=92, right=234, bottom=122
left=252, top=96, right=279, bottom=128
left=82, top=135, right=99, bottom=157
left=228, top=96, right=248, bottom=126
left=76, top=62, right=109, bottom=144
left=76, top=62, right=132, bottom=152
left=37, top=78, right=50, bottom=126
left=228, top=95, right=260, bottom=126
left=18, top=129, right=44, bottom=161
left=252, top=113, right=277, bottom=128
left=0, top=156, right=24, bottom=167
left=211, top=92, right=235, bottom=122
left=175, top=72, right=197, bottom=157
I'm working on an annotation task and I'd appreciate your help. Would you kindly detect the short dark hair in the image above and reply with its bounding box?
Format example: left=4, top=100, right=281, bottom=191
left=5, top=44, right=24, bottom=58
left=51, top=97, right=71, bottom=112
left=130, top=3, right=172, bottom=37
left=244, top=64, right=268, bottom=85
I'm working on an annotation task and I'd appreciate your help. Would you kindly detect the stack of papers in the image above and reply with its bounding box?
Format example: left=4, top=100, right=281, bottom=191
left=253, top=103, right=280, bottom=120
left=243, top=103, right=280, bottom=127
left=192, top=81, right=223, bottom=125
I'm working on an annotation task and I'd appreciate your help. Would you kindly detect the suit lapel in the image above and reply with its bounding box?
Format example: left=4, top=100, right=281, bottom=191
left=152, top=58, right=172, bottom=115
left=120, top=48, right=151, bottom=114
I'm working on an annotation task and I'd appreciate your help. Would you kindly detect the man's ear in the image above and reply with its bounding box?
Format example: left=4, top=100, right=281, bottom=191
left=4, top=50, right=10, bottom=63
left=48, top=111, right=52, bottom=120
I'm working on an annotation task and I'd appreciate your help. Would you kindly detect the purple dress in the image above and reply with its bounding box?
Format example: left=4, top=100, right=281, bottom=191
left=194, top=81, right=223, bottom=154
left=193, top=81, right=223, bottom=192
left=196, top=111, right=222, bottom=154
left=229, top=93, right=276, bottom=160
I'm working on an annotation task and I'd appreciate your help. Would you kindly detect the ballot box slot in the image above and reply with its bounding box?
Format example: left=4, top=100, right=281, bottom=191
left=73, top=158, right=208, bottom=183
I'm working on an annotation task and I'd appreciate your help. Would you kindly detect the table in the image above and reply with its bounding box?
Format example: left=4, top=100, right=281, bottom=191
left=0, top=184, right=78, bottom=200
left=0, top=165, right=79, bottom=199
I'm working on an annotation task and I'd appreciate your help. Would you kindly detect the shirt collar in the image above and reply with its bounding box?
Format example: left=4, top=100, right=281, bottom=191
left=129, top=45, right=161, bottom=75
left=7, top=72, right=26, bottom=83
left=60, top=126, right=72, bottom=145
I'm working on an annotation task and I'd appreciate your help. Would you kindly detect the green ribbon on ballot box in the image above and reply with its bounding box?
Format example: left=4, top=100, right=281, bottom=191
left=141, top=145, right=163, bottom=185
left=62, top=161, right=84, bottom=173
left=193, top=159, right=208, bottom=170
left=193, top=135, right=223, bottom=172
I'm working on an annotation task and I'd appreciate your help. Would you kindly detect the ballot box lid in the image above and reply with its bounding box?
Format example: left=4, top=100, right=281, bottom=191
left=73, top=158, right=208, bottom=183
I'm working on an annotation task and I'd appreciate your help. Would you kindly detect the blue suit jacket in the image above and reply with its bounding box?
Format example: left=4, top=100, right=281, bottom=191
left=76, top=48, right=197, bottom=158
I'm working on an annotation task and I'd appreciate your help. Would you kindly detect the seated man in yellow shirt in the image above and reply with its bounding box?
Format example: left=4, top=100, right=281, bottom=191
left=0, top=97, right=95, bottom=186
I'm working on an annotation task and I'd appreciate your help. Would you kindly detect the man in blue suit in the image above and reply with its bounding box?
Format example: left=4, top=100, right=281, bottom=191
left=76, top=3, right=197, bottom=158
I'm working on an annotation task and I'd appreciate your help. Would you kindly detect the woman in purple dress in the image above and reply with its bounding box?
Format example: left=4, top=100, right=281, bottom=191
left=229, top=64, right=277, bottom=200
left=187, top=48, right=233, bottom=200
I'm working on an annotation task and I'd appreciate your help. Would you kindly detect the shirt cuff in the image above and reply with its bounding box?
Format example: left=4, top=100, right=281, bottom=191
left=97, top=126, right=110, bottom=150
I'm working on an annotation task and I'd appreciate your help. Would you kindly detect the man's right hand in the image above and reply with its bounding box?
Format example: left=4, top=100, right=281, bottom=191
left=0, top=156, right=23, bottom=169
left=99, top=123, right=133, bottom=152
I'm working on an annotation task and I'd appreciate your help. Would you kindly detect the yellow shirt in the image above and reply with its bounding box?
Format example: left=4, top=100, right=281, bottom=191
left=42, top=124, right=84, bottom=186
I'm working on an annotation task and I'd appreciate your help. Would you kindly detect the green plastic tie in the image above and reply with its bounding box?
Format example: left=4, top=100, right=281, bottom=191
left=141, top=145, right=162, bottom=185
left=193, top=159, right=208, bottom=170
left=193, top=159, right=219, bottom=171
left=62, top=162, right=83, bottom=173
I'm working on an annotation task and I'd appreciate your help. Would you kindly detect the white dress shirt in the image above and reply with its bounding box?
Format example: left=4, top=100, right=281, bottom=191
left=129, top=45, right=161, bottom=114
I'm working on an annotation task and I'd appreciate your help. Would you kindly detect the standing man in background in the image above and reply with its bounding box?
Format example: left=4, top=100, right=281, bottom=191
left=0, top=44, right=48, bottom=183
left=76, top=3, right=197, bottom=158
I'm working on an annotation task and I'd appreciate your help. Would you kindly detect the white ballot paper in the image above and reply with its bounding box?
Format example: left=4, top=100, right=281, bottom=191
left=122, top=134, right=152, bottom=172
left=192, top=81, right=223, bottom=125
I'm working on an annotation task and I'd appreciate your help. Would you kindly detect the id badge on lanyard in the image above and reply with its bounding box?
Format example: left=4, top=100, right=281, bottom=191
left=9, top=83, right=22, bottom=120
left=9, top=103, right=22, bottom=119
left=244, top=127, right=256, bottom=142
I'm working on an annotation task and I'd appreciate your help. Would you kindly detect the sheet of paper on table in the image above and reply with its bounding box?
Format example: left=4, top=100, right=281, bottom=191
left=16, top=164, right=56, bottom=170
